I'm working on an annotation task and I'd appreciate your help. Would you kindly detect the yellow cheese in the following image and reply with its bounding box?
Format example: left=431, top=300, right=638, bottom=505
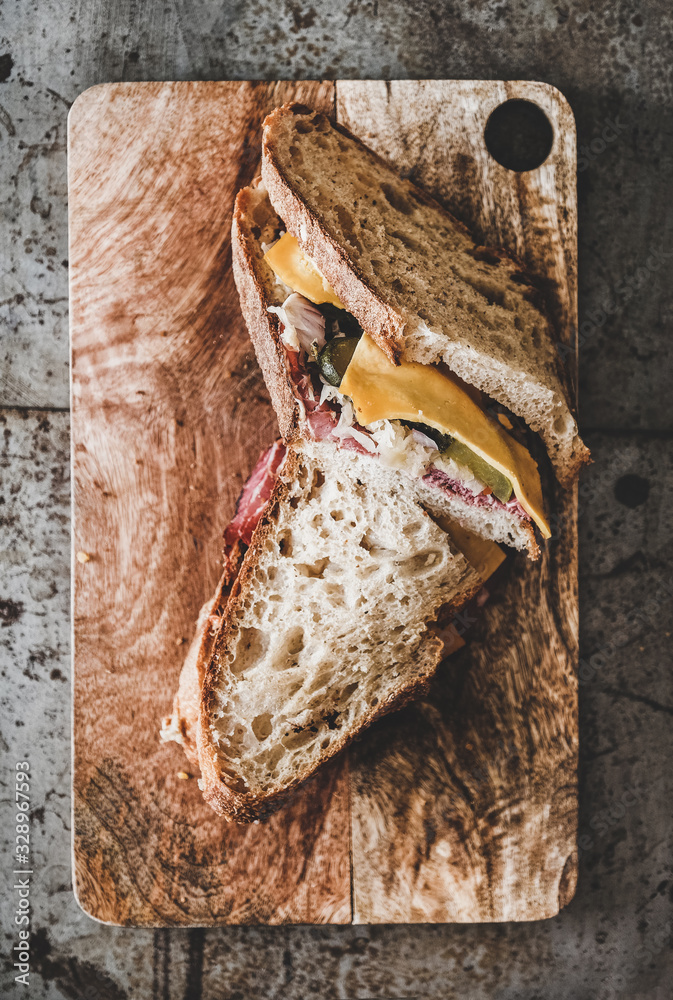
left=435, top=515, right=506, bottom=583
left=431, top=515, right=506, bottom=654
left=264, top=233, right=345, bottom=309
left=340, top=335, right=551, bottom=538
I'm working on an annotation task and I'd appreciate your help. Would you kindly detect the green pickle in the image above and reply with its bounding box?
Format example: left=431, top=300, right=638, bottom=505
left=442, top=439, right=513, bottom=503
left=319, top=303, right=363, bottom=339
left=317, top=337, right=361, bottom=387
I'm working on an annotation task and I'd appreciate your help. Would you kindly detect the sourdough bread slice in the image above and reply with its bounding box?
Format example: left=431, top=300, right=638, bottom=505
left=232, top=181, right=540, bottom=558
left=260, top=102, right=589, bottom=488
left=300, top=438, right=539, bottom=558
left=192, top=445, right=480, bottom=822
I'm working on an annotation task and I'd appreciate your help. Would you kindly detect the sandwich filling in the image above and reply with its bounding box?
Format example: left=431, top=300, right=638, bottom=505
left=224, top=440, right=287, bottom=558
left=264, top=232, right=551, bottom=539
left=221, top=439, right=504, bottom=622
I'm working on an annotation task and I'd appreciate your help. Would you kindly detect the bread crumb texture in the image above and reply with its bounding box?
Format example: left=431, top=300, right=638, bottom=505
left=262, top=105, right=589, bottom=484
left=207, top=448, right=476, bottom=795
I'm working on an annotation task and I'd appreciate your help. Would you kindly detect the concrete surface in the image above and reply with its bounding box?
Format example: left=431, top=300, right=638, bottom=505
left=1, top=1, right=672, bottom=998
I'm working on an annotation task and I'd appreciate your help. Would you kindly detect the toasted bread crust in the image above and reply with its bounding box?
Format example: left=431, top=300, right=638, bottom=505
left=232, top=181, right=544, bottom=560
left=261, top=113, right=404, bottom=367
left=194, top=448, right=477, bottom=824
left=167, top=489, right=483, bottom=823
left=198, top=664, right=440, bottom=823
left=231, top=183, right=302, bottom=445
left=160, top=549, right=244, bottom=763
left=261, top=102, right=590, bottom=489
left=262, top=103, right=553, bottom=369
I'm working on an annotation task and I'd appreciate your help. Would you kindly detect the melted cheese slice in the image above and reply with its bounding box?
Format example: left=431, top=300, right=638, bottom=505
left=437, top=516, right=506, bottom=582
left=340, top=335, right=550, bottom=537
left=264, top=233, right=345, bottom=309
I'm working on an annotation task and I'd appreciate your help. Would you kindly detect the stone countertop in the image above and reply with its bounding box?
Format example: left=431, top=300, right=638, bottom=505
left=1, top=2, right=672, bottom=998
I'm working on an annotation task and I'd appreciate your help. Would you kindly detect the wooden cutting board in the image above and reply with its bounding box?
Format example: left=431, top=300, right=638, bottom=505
left=69, top=80, right=578, bottom=925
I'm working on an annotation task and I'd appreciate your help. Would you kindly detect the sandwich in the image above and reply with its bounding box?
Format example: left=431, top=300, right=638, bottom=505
left=161, top=103, right=587, bottom=822
left=231, top=103, right=590, bottom=560
left=162, top=440, right=504, bottom=822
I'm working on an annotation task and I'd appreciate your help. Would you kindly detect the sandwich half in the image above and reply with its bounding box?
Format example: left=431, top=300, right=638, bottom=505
left=162, top=440, right=503, bottom=822
left=232, top=103, right=590, bottom=560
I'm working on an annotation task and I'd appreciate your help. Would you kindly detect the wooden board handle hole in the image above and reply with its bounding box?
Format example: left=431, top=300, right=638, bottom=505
left=484, top=99, right=554, bottom=172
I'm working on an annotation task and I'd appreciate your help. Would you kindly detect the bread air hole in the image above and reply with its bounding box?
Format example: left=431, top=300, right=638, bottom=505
left=359, top=530, right=395, bottom=559
left=391, top=230, right=425, bottom=254
left=307, top=665, right=333, bottom=694
left=395, top=549, right=443, bottom=577
left=264, top=745, right=286, bottom=774
left=251, top=712, right=273, bottom=741
left=381, top=182, right=415, bottom=216
left=341, top=681, right=359, bottom=701
left=323, top=582, right=344, bottom=603
left=282, top=729, right=316, bottom=750
left=554, top=411, right=574, bottom=434
left=229, top=723, right=247, bottom=746
left=312, top=113, right=331, bottom=133
left=216, top=766, right=248, bottom=792
left=470, top=276, right=507, bottom=309
left=277, top=530, right=293, bottom=557
left=295, top=557, right=329, bottom=578
left=280, top=626, right=305, bottom=658
left=230, top=627, right=268, bottom=675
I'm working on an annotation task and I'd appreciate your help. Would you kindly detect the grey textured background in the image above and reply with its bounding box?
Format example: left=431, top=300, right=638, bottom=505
left=1, top=1, right=672, bottom=998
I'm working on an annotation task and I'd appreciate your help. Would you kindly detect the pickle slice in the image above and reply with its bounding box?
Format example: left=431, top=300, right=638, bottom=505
left=317, top=337, right=361, bottom=387
left=318, top=303, right=363, bottom=340
left=442, top=439, right=513, bottom=503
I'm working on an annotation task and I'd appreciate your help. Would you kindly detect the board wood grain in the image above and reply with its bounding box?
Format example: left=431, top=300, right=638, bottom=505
left=70, top=79, right=578, bottom=925
left=337, top=80, right=578, bottom=923
left=70, top=80, right=352, bottom=926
